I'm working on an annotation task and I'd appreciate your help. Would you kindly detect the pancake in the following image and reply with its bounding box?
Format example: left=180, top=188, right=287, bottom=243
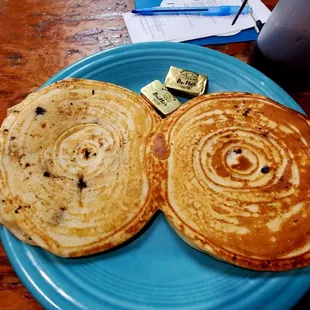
left=0, top=78, right=160, bottom=257
left=0, top=97, right=37, bottom=245
left=151, top=92, right=310, bottom=271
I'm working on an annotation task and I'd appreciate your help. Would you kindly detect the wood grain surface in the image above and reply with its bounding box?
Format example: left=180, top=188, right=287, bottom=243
left=0, top=0, right=309, bottom=309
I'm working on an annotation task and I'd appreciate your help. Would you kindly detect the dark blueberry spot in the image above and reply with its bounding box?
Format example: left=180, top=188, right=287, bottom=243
left=70, top=102, right=73, bottom=105
left=261, top=133, right=268, bottom=138
left=242, top=108, right=251, bottom=116
left=226, top=134, right=230, bottom=138
left=261, top=166, right=270, bottom=174
left=14, top=206, right=22, bottom=214
left=43, top=171, right=50, bottom=177
left=234, top=148, right=242, bottom=154
left=1, top=200, right=5, bottom=203
left=25, top=163, right=30, bottom=168
left=294, top=219, right=297, bottom=223
left=267, top=260, right=271, bottom=264
left=3, top=129, right=8, bottom=134
left=78, top=178, right=87, bottom=190
left=232, top=256, right=236, bottom=261
left=83, top=148, right=91, bottom=160
left=10, top=136, right=16, bottom=141
left=60, top=207, right=67, bottom=211
left=92, top=90, right=95, bottom=95
left=93, top=153, right=97, bottom=156
left=35, top=106, right=46, bottom=115
left=234, top=105, right=238, bottom=108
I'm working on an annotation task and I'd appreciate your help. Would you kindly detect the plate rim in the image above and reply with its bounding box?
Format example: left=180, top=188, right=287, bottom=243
left=42, top=42, right=302, bottom=114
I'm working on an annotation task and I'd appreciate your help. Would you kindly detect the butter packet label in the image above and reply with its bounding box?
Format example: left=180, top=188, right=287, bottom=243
left=141, top=80, right=182, bottom=115
left=164, top=66, right=208, bottom=97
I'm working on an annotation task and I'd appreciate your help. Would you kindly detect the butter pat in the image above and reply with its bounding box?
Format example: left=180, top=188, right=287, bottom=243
left=164, top=66, right=208, bottom=97
left=141, top=80, right=182, bottom=115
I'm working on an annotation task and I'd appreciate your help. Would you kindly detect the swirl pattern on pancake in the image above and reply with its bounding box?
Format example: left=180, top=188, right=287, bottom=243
left=0, top=79, right=160, bottom=257
left=152, top=92, right=310, bottom=271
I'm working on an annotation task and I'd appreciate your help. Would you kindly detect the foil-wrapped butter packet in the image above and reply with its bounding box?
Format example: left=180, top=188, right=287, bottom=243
left=141, top=80, right=182, bottom=115
left=164, top=66, right=208, bottom=97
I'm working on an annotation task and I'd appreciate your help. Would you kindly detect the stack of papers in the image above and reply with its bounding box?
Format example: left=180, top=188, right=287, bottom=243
left=123, top=0, right=271, bottom=43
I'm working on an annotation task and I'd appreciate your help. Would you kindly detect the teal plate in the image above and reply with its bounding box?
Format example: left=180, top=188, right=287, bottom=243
left=1, top=42, right=309, bottom=310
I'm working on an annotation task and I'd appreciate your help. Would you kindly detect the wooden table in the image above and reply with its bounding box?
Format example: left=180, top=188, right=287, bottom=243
left=0, top=1, right=309, bottom=309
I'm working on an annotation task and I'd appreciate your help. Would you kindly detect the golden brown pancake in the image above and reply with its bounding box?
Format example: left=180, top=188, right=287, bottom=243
left=1, top=83, right=309, bottom=271
left=0, top=79, right=160, bottom=257
left=0, top=97, right=37, bottom=245
left=151, top=92, right=310, bottom=271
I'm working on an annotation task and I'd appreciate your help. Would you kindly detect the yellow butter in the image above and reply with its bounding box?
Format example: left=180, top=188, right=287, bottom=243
left=141, top=80, right=182, bottom=115
left=164, top=66, right=208, bottom=97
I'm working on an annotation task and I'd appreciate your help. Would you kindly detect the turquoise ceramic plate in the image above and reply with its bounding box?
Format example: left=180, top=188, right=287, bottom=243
left=1, top=42, right=309, bottom=309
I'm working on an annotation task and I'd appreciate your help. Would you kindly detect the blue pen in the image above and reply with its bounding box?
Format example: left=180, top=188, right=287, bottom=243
left=131, top=6, right=251, bottom=16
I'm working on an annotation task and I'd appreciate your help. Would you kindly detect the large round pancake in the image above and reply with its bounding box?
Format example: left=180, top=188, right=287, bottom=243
left=151, top=92, right=310, bottom=271
left=0, top=78, right=160, bottom=257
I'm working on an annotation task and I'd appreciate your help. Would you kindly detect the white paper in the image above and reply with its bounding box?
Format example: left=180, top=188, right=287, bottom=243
left=123, top=0, right=271, bottom=43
